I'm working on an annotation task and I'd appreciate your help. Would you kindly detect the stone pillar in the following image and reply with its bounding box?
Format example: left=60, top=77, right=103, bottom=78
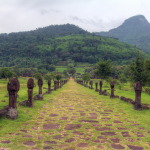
left=110, top=81, right=115, bottom=98
left=99, top=81, right=103, bottom=94
left=60, top=80, right=62, bottom=88
left=63, top=80, right=65, bottom=85
left=7, top=77, right=20, bottom=119
left=38, top=78, right=43, bottom=100
left=89, top=81, right=91, bottom=88
left=86, top=81, right=88, bottom=87
left=27, top=78, right=34, bottom=107
left=90, top=81, right=93, bottom=89
left=48, top=80, right=51, bottom=93
left=54, top=80, right=57, bottom=90
left=95, top=82, right=98, bottom=92
left=134, top=81, right=142, bottom=110
left=57, top=80, right=59, bottom=89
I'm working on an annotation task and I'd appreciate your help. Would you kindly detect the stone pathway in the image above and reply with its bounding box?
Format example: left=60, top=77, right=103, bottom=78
left=0, top=80, right=150, bottom=149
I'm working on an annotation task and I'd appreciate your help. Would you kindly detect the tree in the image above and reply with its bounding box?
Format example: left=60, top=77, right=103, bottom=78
left=33, top=73, right=42, bottom=80
left=82, top=73, right=91, bottom=86
left=94, top=60, right=112, bottom=79
left=145, top=59, right=150, bottom=85
left=67, top=67, right=76, bottom=76
left=50, top=72, right=57, bottom=81
left=63, top=70, right=69, bottom=77
left=44, top=73, right=52, bottom=81
left=82, top=73, right=91, bottom=81
left=129, top=56, right=148, bottom=84
left=94, top=60, right=112, bottom=94
left=55, top=74, right=62, bottom=81
left=37, top=64, right=55, bottom=72
left=0, top=67, right=15, bottom=79
left=129, top=56, right=149, bottom=110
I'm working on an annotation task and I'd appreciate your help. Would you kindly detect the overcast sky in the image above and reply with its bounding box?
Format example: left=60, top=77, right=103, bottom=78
left=0, top=0, right=150, bottom=33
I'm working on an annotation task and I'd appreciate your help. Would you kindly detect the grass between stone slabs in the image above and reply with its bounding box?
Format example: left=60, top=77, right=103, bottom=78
left=0, top=79, right=150, bottom=149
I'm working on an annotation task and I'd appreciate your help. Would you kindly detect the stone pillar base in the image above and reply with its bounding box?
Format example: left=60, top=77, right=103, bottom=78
left=6, top=108, right=18, bottom=119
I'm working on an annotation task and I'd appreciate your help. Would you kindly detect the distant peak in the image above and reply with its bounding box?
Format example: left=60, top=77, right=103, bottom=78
left=129, top=15, right=145, bottom=19
left=124, top=15, right=149, bottom=25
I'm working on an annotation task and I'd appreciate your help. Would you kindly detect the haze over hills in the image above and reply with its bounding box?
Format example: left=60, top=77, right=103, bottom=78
left=0, top=23, right=145, bottom=69
left=95, top=15, right=150, bottom=53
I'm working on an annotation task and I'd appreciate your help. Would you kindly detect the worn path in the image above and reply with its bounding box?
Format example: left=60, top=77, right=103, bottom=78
left=0, top=79, right=150, bottom=150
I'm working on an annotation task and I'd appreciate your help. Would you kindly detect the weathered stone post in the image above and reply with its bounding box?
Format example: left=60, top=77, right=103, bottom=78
left=48, top=80, right=51, bottom=93
left=27, top=78, right=34, bottom=107
left=95, top=82, right=98, bottom=92
left=7, top=77, right=20, bottom=119
left=54, top=80, right=57, bottom=90
left=90, top=81, right=93, bottom=89
left=89, top=81, right=91, bottom=88
left=134, top=81, right=142, bottom=110
left=57, top=80, right=60, bottom=89
left=38, top=78, right=43, bottom=100
left=110, top=80, right=115, bottom=98
left=86, top=81, right=88, bottom=87
left=99, top=81, right=103, bottom=94
left=60, top=80, right=62, bottom=88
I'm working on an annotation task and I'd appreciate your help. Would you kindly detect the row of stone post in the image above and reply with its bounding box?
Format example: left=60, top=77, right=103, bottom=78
left=76, top=79, right=143, bottom=110
left=54, top=80, right=68, bottom=90
left=4, top=77, right=68, bottom=119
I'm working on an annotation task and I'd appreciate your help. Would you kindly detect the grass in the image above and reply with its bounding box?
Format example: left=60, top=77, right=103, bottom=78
left=0, top=79, right=150, bottom=149
left=0, top=77, right=53, bottom=109
left=55, top=66, right=85, bottom=74
left=55, top=66, right=67, bottom=73
left=92, top=79, right=150, bottom=105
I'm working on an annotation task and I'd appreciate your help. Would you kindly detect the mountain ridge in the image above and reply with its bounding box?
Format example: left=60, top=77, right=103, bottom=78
left=0, top=23, right=146, bottom=68
left=95, top=15, right=150, bottom=53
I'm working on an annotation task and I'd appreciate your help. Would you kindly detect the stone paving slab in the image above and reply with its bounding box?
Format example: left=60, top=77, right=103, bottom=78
left=0, top=80, right=149, bottom=149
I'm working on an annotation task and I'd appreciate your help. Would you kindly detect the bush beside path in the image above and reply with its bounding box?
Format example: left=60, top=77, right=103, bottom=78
left=0, top=79, right=150, bottom=150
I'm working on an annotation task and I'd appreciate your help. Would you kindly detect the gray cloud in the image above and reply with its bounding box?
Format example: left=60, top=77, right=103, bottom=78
left=0, top=0, right=150, bottom=33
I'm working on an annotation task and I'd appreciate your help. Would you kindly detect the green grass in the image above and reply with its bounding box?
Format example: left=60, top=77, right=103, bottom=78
left=55, top=66, right=85, bottom=74
left=0, top=79, right=150, bottom=149
left=0, top=77, right=54, bottom=109
left=92, top=79, right=150, bottom=105
left=55, top=66, right=67, bottom=72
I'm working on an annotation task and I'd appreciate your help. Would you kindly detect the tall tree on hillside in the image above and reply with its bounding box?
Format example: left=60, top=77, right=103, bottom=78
left=129, top=56, right=148, bottom=110
left=94, top=60, right=112, bottom=94
left=94, top=60, right=112, bottom=79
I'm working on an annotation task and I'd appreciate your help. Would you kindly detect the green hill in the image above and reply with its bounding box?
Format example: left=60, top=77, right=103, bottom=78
left=0, top=24, right=146, bottom=68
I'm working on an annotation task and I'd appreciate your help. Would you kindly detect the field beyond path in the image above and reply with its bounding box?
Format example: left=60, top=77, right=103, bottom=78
left=0, top=79, right=150, bottom=150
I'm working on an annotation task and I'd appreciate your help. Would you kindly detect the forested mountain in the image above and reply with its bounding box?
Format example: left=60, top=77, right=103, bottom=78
left=95, top=15, right=150, bottom=53
left=0, top=24, right=146, bottom=68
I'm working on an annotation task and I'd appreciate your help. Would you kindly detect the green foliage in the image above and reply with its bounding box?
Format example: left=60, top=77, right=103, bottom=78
left=49, top=72, right=57, bottom=81
left=63, top=70, right=69, bottom=78
left=94, top=60, right=112, bottom=79
left=0, top=67, right=15, bottom=79
left=82, top=73, right=91, bottom=81
left=129, top=56, right=148, bottom=84
left=37, top=64, right=55, bottom=72
left=67, top=67, right=76, bottom=76
left=44, top=73, right=52, bottom=81
left=33, top=73, right=42, bottom=80
left=119, top=73, right=127, bottom=83
left=15, top=67, right=38, bottom=76
left=0, top=24, right=146, bottom=69
left=55, top=74, right=62, bottom=81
